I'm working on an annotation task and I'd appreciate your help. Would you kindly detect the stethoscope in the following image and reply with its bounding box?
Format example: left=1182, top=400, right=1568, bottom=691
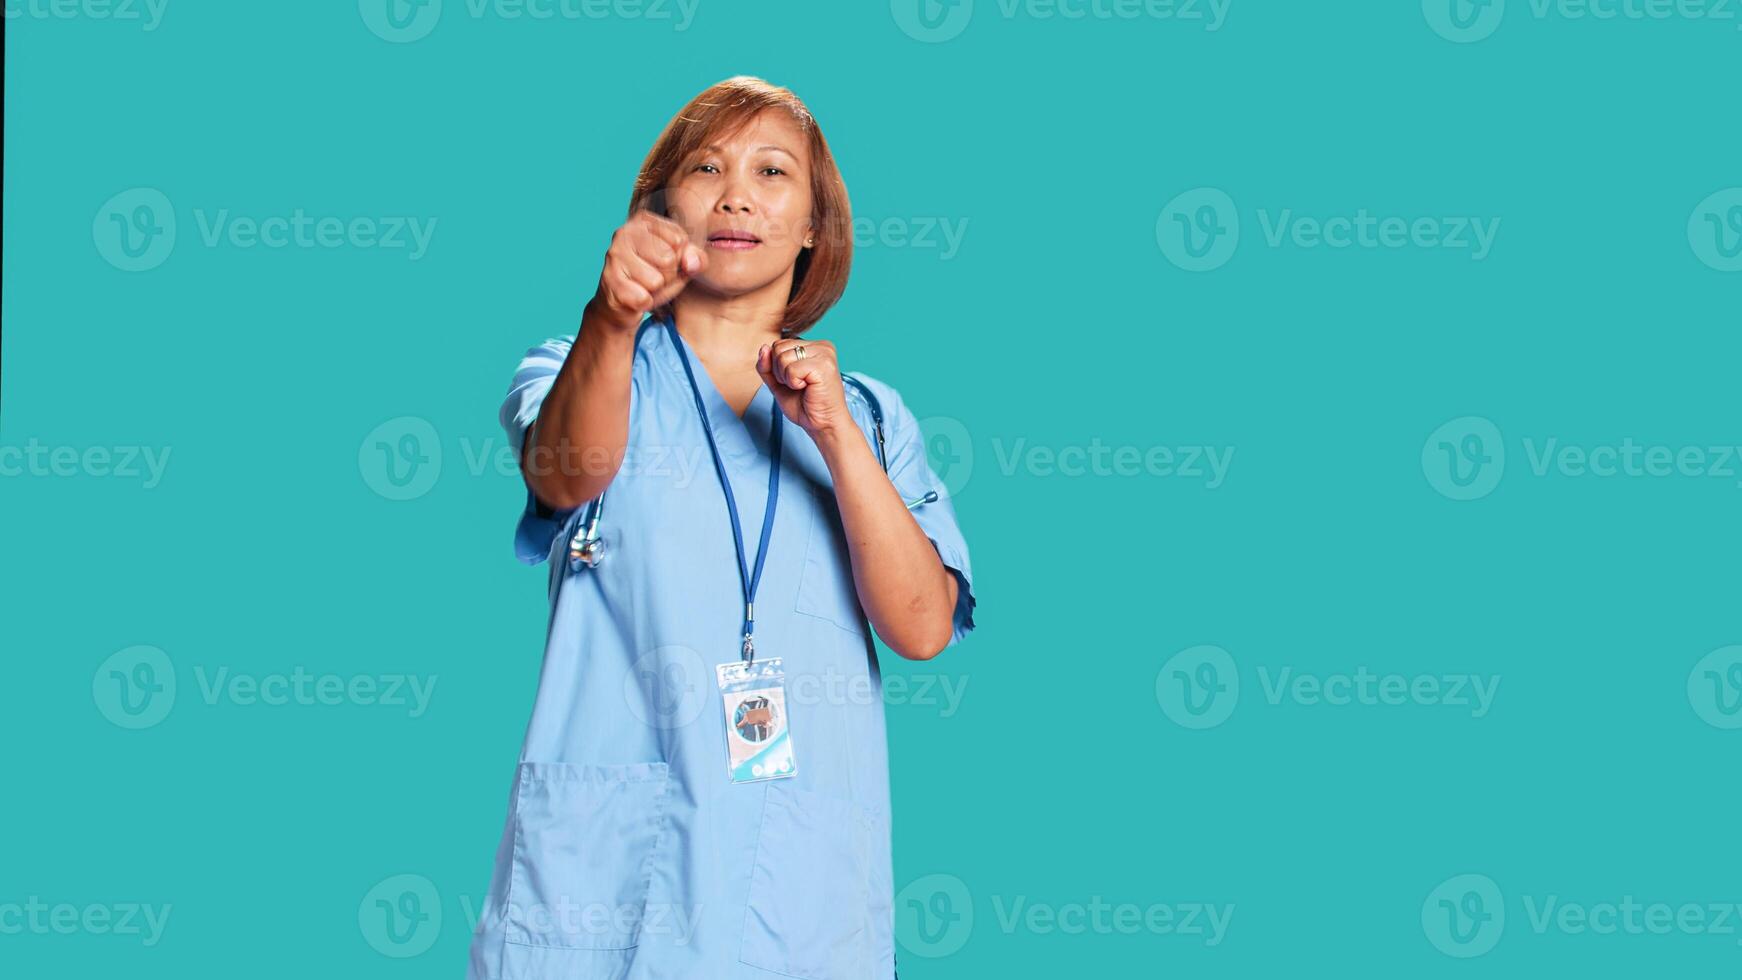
left=568, top=374, right=936, bottom=572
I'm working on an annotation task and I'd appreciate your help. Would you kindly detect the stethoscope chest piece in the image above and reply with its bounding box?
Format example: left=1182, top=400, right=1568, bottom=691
left=566, top=495, right=607, bottom=571
left=568, top=533, right=606, bottom=571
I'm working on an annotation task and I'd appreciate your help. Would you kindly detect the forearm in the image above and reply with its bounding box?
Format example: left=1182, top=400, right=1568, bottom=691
left=522, top=301, right=638, bottom=510
left=814, top=425, right=959, bottom=660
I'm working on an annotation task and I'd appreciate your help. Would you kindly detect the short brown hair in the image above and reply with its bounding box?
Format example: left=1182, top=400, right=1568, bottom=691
left=628, top=76, right=852, bottom=336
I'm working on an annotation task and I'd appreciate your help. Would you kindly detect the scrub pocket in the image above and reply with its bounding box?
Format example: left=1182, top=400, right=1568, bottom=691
left=740, top=783, right=876, bottom=980
left=795, top=488, right=868, bottom=636
left=505, top=761, right=670, bottom=950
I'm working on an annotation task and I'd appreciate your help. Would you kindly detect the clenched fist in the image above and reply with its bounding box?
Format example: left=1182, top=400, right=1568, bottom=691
left=591, top=211, right=707, bottom=330
left=757, top=337, right=852, bottom=440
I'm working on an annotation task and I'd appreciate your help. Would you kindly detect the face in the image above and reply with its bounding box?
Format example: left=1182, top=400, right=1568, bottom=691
left=663, top=109, right=815, bottom=300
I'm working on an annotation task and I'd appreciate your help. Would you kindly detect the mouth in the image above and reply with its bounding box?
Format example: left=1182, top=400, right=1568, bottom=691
left=706, top=229, right=762, bottom=251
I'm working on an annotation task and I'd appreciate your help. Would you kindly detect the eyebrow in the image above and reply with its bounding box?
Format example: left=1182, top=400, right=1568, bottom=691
left=700, top=143, right=799, bottom=162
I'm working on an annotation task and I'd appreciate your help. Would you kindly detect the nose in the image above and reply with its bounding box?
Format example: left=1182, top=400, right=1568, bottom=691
left=716, top=174, right=752, bottom=215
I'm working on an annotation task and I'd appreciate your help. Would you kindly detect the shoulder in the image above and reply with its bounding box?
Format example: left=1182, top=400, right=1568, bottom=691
left=510, top=336, right=574, bottom=382
left=841, top=370, right=913, bottom=429
left=513, top=317, right=669, bottom=380
left=528, top=336, right=575, bottom=358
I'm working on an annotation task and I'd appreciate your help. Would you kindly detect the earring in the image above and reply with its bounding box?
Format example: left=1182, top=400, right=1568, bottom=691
left=804, top=237, right=814, bottom=247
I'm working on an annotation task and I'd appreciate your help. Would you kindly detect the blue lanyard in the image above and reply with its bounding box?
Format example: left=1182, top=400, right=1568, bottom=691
left=665, top=320, right=784, bottom=663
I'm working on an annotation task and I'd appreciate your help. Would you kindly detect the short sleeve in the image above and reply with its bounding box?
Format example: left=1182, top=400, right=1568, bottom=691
left=500, top=337, right=575, bottom=565
left=849, top=373, right=979, bottom=646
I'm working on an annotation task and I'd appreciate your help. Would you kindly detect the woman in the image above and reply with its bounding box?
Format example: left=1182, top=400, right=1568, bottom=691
left=467, top=76, right=977, bottom=980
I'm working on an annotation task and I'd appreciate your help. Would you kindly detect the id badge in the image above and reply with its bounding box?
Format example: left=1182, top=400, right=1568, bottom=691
left=716, top=658, right=797, bottom=783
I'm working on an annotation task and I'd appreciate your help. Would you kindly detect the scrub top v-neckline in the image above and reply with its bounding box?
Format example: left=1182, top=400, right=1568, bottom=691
left=661, top=326, right=777, bottom=465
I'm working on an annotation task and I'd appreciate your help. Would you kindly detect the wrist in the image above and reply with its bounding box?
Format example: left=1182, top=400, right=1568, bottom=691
left=571, top=303, right=640, bottom=380
left=583, top=296, right=643, bottom=336
left=811, top=421, right=871, bottom=468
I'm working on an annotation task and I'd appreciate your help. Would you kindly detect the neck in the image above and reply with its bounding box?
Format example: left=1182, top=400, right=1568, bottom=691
left=669, top=279, right=789, bottom=363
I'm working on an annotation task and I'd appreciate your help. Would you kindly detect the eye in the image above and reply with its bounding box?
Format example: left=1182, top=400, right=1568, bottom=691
left=760, top=166, right=786, bottom=177
left=693, top=163, right=719, bottom=174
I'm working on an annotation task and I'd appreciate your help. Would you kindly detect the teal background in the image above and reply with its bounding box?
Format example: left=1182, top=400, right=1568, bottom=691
left=3, top=1, right=1739, bottom=976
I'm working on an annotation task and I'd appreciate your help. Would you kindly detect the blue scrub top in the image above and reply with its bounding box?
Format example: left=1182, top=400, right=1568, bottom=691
left=468, top=316, right=977, bottom=980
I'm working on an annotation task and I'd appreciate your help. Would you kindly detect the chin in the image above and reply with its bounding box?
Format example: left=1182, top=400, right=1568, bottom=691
left=691, top=270, right=791, bottom=299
